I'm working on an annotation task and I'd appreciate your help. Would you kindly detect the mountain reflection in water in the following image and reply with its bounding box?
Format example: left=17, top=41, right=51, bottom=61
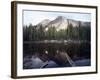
left=23, top=40, right=91, bottom=69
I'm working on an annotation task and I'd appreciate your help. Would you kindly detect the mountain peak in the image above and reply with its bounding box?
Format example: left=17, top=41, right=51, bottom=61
left=46, top=16, right=68, bottom=31
left=56, top=16, right=66, bottom=20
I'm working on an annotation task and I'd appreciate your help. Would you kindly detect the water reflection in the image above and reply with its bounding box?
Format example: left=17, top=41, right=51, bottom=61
left=23, top=40, right=91, bottom=69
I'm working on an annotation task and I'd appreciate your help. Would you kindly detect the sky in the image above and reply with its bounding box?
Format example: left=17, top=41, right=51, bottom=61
left=23, top=10, right=91, bottom=26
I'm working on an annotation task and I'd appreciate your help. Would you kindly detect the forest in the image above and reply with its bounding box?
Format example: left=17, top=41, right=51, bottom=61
left=23, top=22, right=90, bottom=41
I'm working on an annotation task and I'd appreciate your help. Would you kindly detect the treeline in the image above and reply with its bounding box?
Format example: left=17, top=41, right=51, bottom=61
left=23, top=23, right=91, bottom=41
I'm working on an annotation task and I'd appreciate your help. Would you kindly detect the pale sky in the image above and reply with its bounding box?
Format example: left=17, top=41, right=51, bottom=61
left=23, top=10, right=91, bottom=26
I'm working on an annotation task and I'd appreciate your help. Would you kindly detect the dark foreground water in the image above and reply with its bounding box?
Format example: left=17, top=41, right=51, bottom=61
left=23, top=55, right=90, bottom=69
